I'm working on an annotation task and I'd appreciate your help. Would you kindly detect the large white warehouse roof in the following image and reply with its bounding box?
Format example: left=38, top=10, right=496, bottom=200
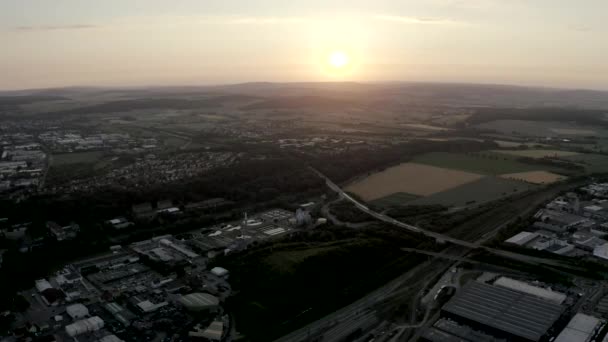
left=494, top=277, right=566, bottom=304
left=65, top=316, right=104, bottom=337
left=66, top=303, right=89, bottom=320
left=179, top=293, right=219, bottom=311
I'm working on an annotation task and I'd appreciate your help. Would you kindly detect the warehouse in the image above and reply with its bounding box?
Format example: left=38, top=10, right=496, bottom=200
left=554, top=313, right=603, bottom=342
left=179, top=292, right=220, bottom=312
left=442, top=282, right=564, bottom=341
left=493, top=277, right=566, bottom=304
left=66, top=303, right=89, bottom=320
left=65, top=316, right=104, bottom=337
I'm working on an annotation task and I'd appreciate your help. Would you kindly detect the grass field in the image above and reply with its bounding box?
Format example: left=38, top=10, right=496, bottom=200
left=477, top=120, right=603, bottom=137
left=412, top=152, right=558, bottom=175
left=51, top=151, right=104, bottom=166
left=494, top=140, right=549, bottom=148
left=562, top=154, right=608, bottom=173
left=409, top=176, right=537, bottom=207
left=372, top=192, right=421, bottom=207
left=500, top=171, right=566, bottom=184
left=491, top=149, right=580, bottom=158
left=346, top=163, right=483, bottom=201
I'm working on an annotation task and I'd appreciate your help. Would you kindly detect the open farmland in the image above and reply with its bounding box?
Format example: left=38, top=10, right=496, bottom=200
left=562, top=154, right=608, bottom=173
left=412, top=152, right=562, bottom=175
left=345, top=163, right=483, bottom=201
left=500, top=171, right=566, bottom=184
left=477, top=119, right=606, bottom=137
left=408, top=176, right=537, bottom=207
left=372, top=192, right=421, bottom=207
left=491, top=149, right=580, bottom=158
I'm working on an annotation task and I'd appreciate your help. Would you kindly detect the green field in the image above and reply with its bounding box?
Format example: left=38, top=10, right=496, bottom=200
left=412, top=152, right=567, bottom=175
left=477, top=119, right=608, bottom=137
left=51, top=151, right=104, bottom=166
left=372, top=192, right=421, bottom=207
left=409, top=176, right=537, bottom=207
left=562, top=154, right=608, bottom=173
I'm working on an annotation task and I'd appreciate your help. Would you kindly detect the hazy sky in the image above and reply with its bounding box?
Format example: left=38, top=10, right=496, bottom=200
left=2, top=0, right=607, bottom=90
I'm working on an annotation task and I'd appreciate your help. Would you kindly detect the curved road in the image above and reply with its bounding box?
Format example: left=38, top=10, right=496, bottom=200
left=310, top=167, right=584, bottom=271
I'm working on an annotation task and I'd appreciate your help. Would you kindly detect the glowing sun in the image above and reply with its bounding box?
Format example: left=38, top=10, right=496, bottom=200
left=328, top=51, right=350, bottom=69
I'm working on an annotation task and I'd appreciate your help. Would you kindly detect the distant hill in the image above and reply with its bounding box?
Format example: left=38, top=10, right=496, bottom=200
left=241, top=95, right=364, bottom=111
left=4, top=82, right=608, bottom=110
left=43, top=94, right=261, bottom=115
left=0, top=95, right=69, bottom=106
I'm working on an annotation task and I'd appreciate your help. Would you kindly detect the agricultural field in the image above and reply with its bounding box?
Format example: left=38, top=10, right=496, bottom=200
left=50, top=151, right=105, bottom=166
left=561, top=154, right=608, bottom=173
left=411, top=152, right=563, bottom=175
left=409, top=176, right=537, bottom=207
left=491, top=149, right=580, bottom=158
left=500, top=171, right=567, bottom=184
left=494, top=140, right=548, bottom=148
left=372, top=192, right=421, bottom=207
left=345, top=163, right=483, bottom=201
left=477, top=119, right=607, bottom=138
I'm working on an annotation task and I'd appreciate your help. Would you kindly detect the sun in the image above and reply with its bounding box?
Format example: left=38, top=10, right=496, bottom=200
left=328, top=51, right=350, bottom=69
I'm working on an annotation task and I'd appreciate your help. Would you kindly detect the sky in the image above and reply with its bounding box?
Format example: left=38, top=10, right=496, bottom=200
left=1, top=0, right=608, bottom=90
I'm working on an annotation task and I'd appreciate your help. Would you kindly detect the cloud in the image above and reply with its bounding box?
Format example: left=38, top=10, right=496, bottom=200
left=375, top=15, right=468, bottom=26
left=14, top=24, right=99, bottom=32
left=227, top=16, right=307, bottom=25
left=568, top=25, right=592, bottom=33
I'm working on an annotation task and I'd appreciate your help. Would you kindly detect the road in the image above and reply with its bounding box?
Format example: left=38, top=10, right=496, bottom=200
left=310, top=167, right=585, bottom=271
left=273, top=168, right=586, bottom=342
left=273, top=258, right=447, bottom=342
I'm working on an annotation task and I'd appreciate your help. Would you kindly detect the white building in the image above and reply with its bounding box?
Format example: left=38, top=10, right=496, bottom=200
left=66, top=304, right=89, bottom=320
left=211, top=267, right=229, bottom=277
left=594, top=243, right=608, bottom=260
left=494, top=277, right=566, bottom=304
left=65, top=316, right=104, bottom=337
left=505, top=232, right=538, bottom=246
left=555, top=313, right=603, bottom=342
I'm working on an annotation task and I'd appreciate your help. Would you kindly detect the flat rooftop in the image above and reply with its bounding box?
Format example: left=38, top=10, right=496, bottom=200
left=442, top=281, right=564, bottom=342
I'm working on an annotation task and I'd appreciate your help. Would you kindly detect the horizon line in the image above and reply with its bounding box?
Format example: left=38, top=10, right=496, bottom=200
left=2, top=79, right=608, bottom=94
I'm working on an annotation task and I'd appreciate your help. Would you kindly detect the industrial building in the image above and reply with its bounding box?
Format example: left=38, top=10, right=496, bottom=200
left=178, top=293, right=220, bottom=312
left=442, top=282, right=564, bottom=341
left=422, top=318, right=506, bottom=342
left=66, top=303, right=89, bottom=320
left=65, top=316, right=104, bottom=337
left=493, top=277, right=566, bottom=304
left=554, top=313, right=603, bottom=342
left=189, top=320, right=224, bottom=341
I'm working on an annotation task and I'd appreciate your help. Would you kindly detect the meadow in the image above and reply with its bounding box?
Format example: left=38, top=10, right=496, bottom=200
left=409, top=176, right=537, bottom=207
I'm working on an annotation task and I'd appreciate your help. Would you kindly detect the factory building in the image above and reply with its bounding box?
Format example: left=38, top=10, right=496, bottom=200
left=493, top=277, right=566, bottom=304
left=65, top=316, right=104, bottom=337
left=66, top=303, right=89, bottom=320
left=442, top=282, right=564, bottom=341
left=178, top=293, right=220, bottom=312
left=554, top=313, right=603, bottom=342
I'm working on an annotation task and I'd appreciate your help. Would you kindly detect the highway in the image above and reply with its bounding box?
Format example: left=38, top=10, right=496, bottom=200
left=273, top=257, right=447, bottom=342
left=311, top=167, right=584, bottom=271
left=273, top=168, right=585, bottom=342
